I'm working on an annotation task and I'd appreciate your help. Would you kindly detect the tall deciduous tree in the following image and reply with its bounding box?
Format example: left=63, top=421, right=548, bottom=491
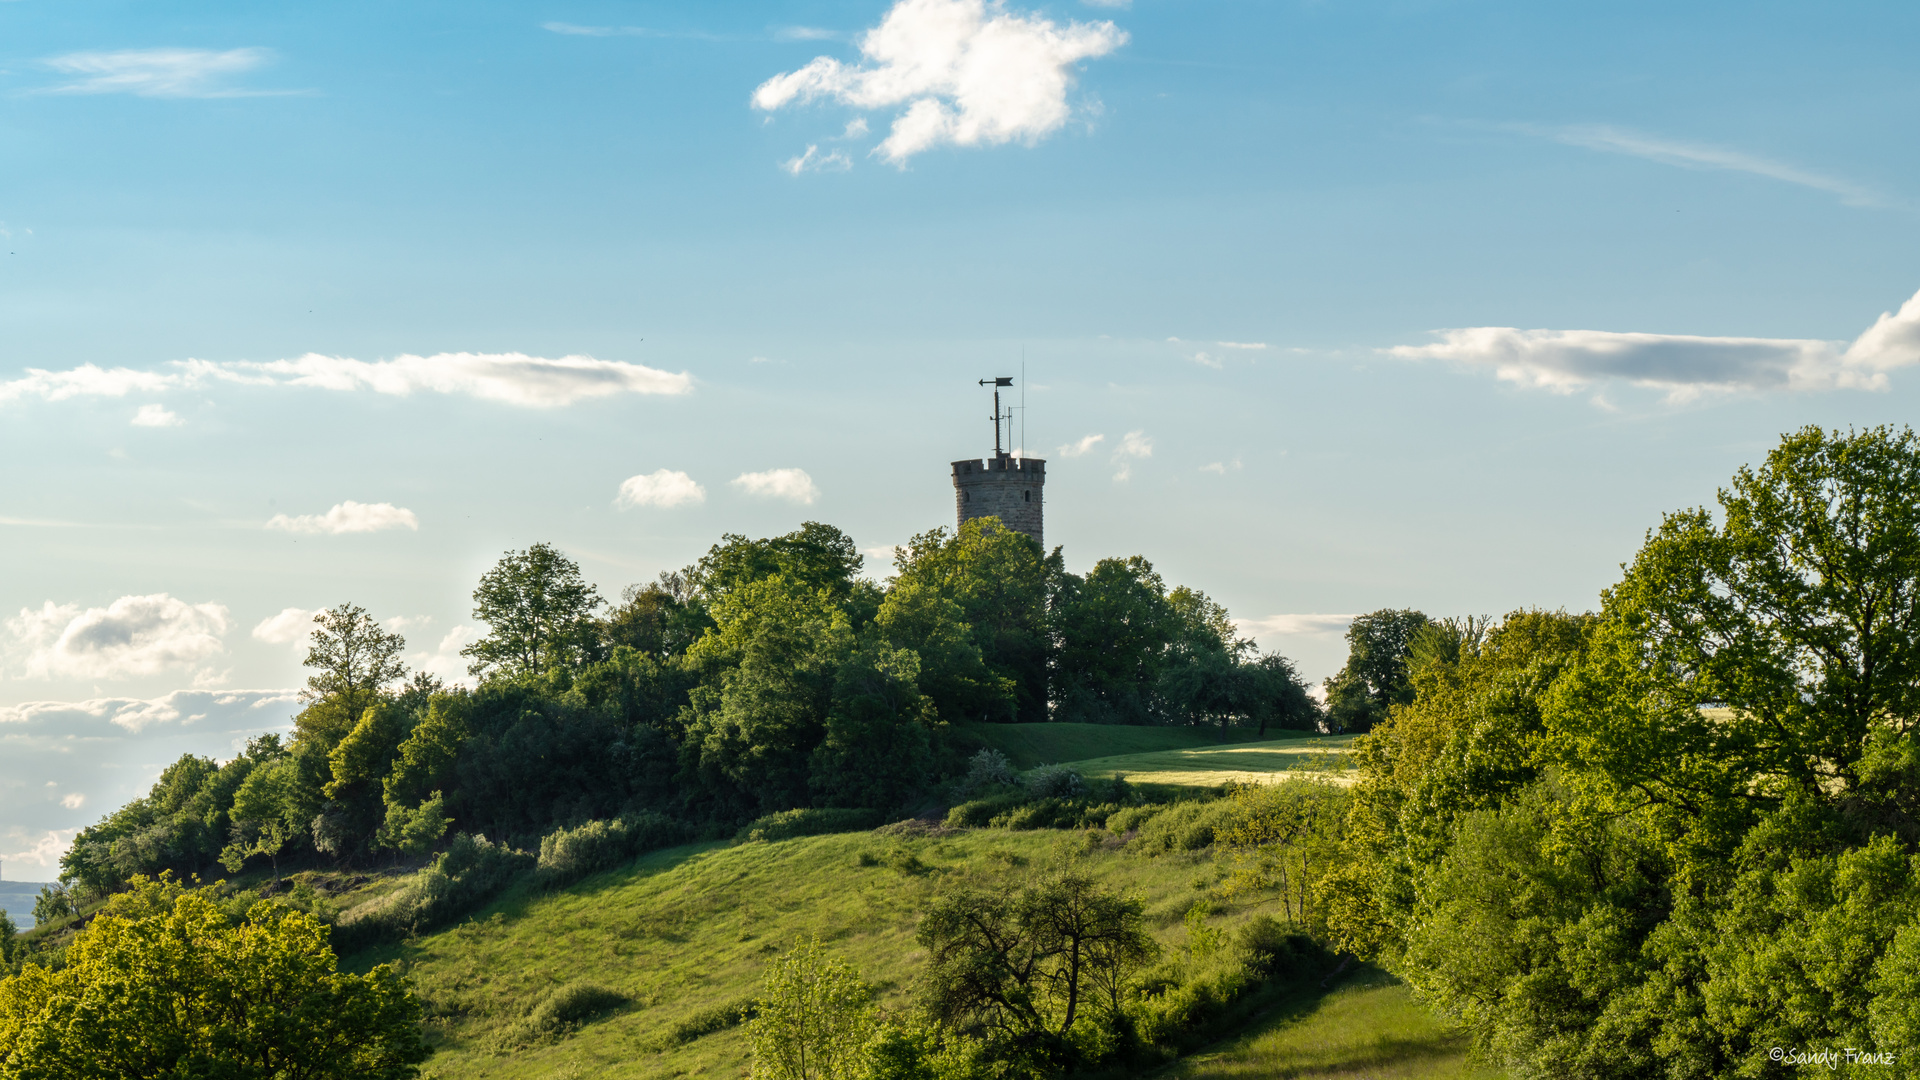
left=303, top=603, right=409, bottom=713
left=1322, top=608, right=1429, bottom=733
left=462, top=542, right=605, bottom=679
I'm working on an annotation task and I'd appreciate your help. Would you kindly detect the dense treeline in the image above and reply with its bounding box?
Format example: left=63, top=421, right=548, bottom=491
left=53, top=518, right=1318, bottom=899
left=1310, top=425, right=1920, bottom=1078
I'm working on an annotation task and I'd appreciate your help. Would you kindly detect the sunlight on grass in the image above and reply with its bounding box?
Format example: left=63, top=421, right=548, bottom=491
left=1159, top=970, right=1506, bottom=1080
left=1070, top=738, right=1355, bottom=790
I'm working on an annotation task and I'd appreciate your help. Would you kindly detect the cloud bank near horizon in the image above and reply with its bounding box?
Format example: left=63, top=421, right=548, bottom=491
left=1390, top=286, right=1920, bottom=400
left=0, top=352, right=692, bottom=411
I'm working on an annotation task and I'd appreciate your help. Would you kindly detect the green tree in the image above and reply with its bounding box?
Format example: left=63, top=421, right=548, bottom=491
left=1322, top=608, right=1428, bottom=733
left=695, top=523, right=865, bottom=605
left=463, top=542, right=606, bottom=679
left=889, top=519, right=1055, bottom=723
left=0, top=875, right=428, bottom=1079
left=1051, top=556, right=1180, bottom=724
left=750, top=937, right=875, bottom=1080
left=604, top=570, right=711, bottom=658
left=918, top=873, right=1158, bottom=1068
left=808, top=637, right=938, bottom=810
left=302, top=603, right=409, bottom=718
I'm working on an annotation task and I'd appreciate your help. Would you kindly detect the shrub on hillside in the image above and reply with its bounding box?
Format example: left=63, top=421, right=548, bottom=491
left=332, top=833, right=532, bottom=952
left=736, top=807, right=885, bottom=844
left=961, top=748, right=1017, bottom=792
left=493, top=980, right=628, bottom=1048
left=535, top=811, right=688, bottom=889
left=1126, top=796, right=1248, bottom=855
left=1023, top=764, right=1087, bottom=800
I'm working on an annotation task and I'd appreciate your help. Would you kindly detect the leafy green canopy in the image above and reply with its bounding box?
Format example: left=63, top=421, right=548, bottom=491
left=0, top=875, right=427, bottom=1079
left=1334, top=426, right=1920, bottom=1080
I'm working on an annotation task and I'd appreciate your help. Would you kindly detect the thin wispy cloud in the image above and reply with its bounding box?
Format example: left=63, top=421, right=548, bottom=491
left=1057, top=433, right=1105, bottom=457
left=1534, top=124, right=1889, bottom=209
left=782, top=144, right=853, bottom=175
left=265, top=501, right=419, bottom=536
left=541, top=22, right=725, bottom=41
left=250, top=607, right=321, bottom=647
left=1236, top=614, right=1356, bottom=637
left=753, top=0, right=1127, bottom=165
left=0, top=352, right=693, bottom=410
left=1390, top=285, right=1920, bottom=402
left=773, top=26, right=843, bottom=42
left=1111, top=429, right=1151, bottom=481
left=40, top=47, right=297, bottom=99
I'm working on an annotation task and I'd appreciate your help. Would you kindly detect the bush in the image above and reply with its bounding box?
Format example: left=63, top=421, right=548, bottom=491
left=945, top=793, right=1027, bottom=828
left=1105, top=803, right=1167, bottom=835
left=962, top=748, right=1017, bottom=792
left=1023, top=764, right=1087, bottom=800
left=737, top=807, right=886, bottom=844
left=535, top=811, right=688, bottom=889
left=1238, top=915, right=1328, bottom=982
left=332, top=833, right=533, bottom=952
left=494, top=981, right=628, bottom=1048
left=1128, top=797, right=1243, bottom=855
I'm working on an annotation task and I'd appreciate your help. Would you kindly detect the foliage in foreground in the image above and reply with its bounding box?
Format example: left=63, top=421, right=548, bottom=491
left=1333, top=425, right=1920, bottom=1079
left=0, top=874, right=427, bottom=1080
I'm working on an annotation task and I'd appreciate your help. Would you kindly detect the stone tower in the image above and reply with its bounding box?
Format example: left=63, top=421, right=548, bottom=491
left=951, top=377, right=1045, bottom=547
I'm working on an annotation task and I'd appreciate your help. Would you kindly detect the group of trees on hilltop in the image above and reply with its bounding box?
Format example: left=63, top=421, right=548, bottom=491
left=58, top=517, right=1318, bottom=895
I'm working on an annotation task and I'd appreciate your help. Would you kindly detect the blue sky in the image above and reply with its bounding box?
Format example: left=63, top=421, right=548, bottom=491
left=2, top=0, right=1918, bottom=877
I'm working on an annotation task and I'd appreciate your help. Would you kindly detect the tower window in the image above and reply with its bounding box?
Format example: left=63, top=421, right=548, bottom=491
left=964, top=490, right=971, bottom=502
left=1023, top=490, right=1030, bottom=502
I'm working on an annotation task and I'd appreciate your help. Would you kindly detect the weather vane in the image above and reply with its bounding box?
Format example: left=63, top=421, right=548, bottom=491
left=979, top=376, right=1014, bottom=456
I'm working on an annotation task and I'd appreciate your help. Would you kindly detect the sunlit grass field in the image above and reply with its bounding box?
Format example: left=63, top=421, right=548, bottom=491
left=1158, top=968, right=1505, bottom=1080
left=355, top=827, right=1239, bottom=1079
left=1068, top=737, right=1356, bottom=790
left=957, top=722, right=1313, bottom=770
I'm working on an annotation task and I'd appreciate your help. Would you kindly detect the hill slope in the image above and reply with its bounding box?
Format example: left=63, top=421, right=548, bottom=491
left=343, top=820, right=1494, bottom=1079
left=957, top=723, right=1318, bottom=770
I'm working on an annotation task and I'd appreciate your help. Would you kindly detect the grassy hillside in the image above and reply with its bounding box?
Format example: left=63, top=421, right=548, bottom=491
left=1158, top=967, right=1504, bottom=1080
left=1065, top=736, right=1356, bottom=790
left=341, top=820, right=1490, bottom=1080
left=957, top=723, right=1317, bottom=770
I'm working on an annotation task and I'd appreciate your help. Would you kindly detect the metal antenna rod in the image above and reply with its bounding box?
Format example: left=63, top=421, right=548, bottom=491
left=979, top=376, right=1012, bottom=456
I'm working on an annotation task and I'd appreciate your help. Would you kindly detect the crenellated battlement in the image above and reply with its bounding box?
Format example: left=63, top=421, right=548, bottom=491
left=952, top=452, right=1045, bottom=547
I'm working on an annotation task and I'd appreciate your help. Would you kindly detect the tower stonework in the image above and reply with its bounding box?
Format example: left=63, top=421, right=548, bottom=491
left=952, top=453, right=1045, bottom=547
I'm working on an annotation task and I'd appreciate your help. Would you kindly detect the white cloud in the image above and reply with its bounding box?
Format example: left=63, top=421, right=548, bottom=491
left=250, top=607, right=321, bottom=646
left=1218, top=341, right=1268, bottom=350
left=1389, top=285, right=1920, bottom=400
left=385, top=615, right=433, bottom=634
left=8, top=595, right=231, bottom=681
left=59, top=792, right=84, bottom=810
left=130, top=403, right=183, bottom=427
left=0, top=364, right=176, bottom=404
left=40, top=47, right=283, bottom=98
left=752, top=0, right=1127, bottom=165
left=732, top=468, right=821, bottom=504
left=1189, top=351, right=1222, bottom=369
left=266, top=501, right=419, bottom=535
left=2, top=830, right=77, bottom=875
left=1199, top=460, right=1242, bottom=475
left=541, top=22, right=722, bottom=40
left=1544, top=125, right=1887, bottom=209
left=841, top=117, right=871, bottom=138
left=1236, top=614, right=1356, bottom=637
left=0, top=352, right=693, bottom=411
left=782, top=144, right=854, bottom=174
left=225, top=352, right=693, bottom=407
left=408, top=626, right=479, bottom=686
left=1058, top=433, right=1104, bottom=457
left=1111, top=430, right=1151, bottom=482
left=616, top=469, right=707, bottom=509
